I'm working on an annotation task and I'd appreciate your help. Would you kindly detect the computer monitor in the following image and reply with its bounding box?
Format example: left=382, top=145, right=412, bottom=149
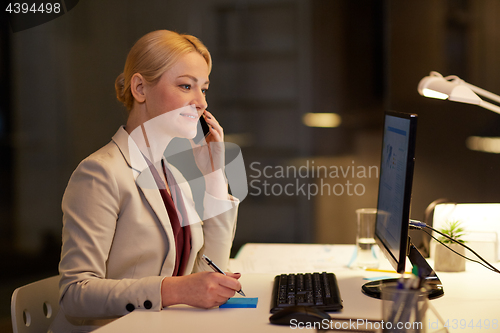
left=361, top=111, right=444, bottom=299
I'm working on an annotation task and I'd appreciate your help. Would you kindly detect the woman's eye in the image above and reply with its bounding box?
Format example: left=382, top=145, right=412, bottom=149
left=179, top=84, right=191, bottom=90
left=202, top=88, right=208, bottom=95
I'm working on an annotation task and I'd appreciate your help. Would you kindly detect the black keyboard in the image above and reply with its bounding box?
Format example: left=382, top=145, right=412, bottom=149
left=270, top=272, right=343, bottom=313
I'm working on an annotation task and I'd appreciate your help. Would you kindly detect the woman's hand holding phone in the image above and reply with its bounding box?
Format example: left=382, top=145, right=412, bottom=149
left=191, top=110, right=224, bottom=167
left=190, top=110, right=228, bottom=199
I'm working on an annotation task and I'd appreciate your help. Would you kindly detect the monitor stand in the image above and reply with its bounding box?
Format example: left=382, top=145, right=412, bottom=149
left=361, top=241, right=444, bottom=299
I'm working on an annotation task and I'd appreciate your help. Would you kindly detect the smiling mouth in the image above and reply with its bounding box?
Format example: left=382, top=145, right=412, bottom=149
left=180, top=113, right=198, bottom=119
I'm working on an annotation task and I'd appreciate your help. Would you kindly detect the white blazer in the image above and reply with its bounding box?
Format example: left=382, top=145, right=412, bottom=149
left=49, top=127, right=239, bottom=333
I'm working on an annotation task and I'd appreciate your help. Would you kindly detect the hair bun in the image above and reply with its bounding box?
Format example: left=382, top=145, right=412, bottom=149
left=115, top=73, right=126, bottom=103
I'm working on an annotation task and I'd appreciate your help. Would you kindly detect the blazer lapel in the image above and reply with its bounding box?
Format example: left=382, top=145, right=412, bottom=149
left=112, top=127, right=176, bottom=276
left=136, top=172, right=176, bottom=277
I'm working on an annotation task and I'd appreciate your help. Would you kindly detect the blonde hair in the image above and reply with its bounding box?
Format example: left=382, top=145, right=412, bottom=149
left=115, top=30, right=212, bottom=111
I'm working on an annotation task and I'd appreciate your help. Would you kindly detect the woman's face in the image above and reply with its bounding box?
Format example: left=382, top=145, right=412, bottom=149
left=144, top=51, right=209, bottom=139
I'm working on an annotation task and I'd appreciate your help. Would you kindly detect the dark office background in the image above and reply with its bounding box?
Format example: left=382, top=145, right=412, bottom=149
left=1, top=0, right=500, bottom=331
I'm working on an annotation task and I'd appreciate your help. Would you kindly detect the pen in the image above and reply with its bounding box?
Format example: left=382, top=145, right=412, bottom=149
left=365, top=268, right=412, bottom=274
left=202, top=254, right=246, bottom=297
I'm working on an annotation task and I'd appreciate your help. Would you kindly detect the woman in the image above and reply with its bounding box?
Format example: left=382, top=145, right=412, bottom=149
left=49, top=30, right=241, bottom=333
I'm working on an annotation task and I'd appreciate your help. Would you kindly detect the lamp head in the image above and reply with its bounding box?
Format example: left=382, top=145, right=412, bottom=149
left=418, top=71, right=482, bottom=105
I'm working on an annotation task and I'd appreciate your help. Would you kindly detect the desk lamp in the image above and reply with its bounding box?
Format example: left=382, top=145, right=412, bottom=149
left=417, top=72, right=500, bottom=271
left=418, top=71, right=500, bottom=114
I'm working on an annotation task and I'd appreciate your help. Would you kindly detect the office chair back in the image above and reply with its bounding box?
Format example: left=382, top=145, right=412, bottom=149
left=11, top=275, right=60, bottom=333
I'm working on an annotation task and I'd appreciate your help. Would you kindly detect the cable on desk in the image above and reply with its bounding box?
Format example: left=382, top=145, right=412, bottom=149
left=409, top=220, right=500, bottom=274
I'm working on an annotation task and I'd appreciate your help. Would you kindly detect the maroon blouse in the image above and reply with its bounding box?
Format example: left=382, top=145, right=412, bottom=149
left=148, top=160, right=192, bottom=276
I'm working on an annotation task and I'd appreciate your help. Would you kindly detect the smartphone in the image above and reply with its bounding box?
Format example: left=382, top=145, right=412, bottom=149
left=193, top=114, right=210, bottom=144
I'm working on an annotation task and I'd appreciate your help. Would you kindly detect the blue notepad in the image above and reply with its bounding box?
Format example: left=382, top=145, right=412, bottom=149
left=219, top=297, right=258, bottom=308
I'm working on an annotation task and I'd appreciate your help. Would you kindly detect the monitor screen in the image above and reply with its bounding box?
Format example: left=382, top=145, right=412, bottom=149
left=375, top=111, right=417, bottom=273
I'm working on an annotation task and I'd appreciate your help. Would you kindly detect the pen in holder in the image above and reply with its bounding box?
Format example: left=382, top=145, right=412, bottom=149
left=381, top=284, right=427, bottom=333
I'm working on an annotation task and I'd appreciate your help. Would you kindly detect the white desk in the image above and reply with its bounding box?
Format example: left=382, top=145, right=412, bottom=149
left=94, top=243, right=500, bottom=333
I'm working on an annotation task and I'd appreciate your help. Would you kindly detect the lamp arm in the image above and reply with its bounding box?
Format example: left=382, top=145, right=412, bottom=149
left=462, top=81, right=500, bottom=105
left=479, top=100, right=500, bottom=115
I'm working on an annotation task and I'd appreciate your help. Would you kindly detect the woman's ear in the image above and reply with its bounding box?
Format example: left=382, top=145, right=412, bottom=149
left=131, top=73, right=146, bottom=103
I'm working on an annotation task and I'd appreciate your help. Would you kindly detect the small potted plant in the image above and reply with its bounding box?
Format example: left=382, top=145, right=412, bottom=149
left=434, top=220, right=466, bottom=272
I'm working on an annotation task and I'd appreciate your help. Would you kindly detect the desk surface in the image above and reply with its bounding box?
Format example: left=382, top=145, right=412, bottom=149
left=95, top=243, right=500, bottom=333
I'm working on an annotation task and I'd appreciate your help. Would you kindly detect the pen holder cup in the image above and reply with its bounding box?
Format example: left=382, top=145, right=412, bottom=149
left=381, top=285, right=428, bottom=333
